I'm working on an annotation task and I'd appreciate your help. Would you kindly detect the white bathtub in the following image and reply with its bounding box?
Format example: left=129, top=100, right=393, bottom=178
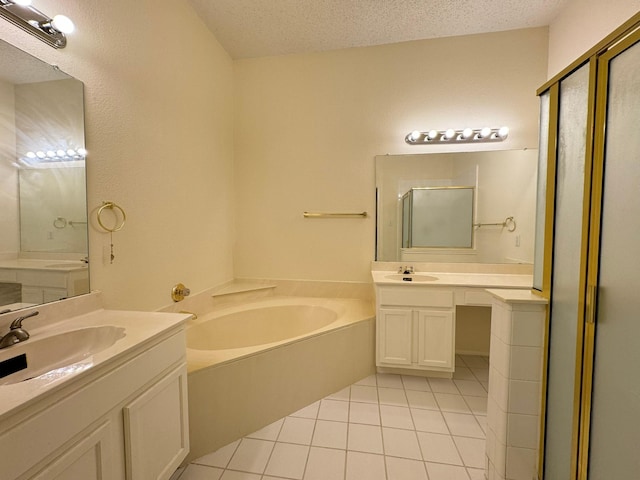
left=185, top=296, right=375, bottom=462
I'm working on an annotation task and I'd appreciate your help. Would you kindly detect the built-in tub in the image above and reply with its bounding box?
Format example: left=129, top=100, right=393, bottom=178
left=185, top=296, right=375, bottom=462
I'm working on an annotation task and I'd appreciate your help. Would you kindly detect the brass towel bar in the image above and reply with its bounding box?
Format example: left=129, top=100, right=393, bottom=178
left=303, top=211, right=368, bottom=218
left=473, top=216, right=516, bottom=232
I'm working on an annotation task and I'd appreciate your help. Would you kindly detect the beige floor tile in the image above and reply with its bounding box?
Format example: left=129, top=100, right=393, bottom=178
left=348, top=423, right=384, bottom=454
left=304, top=447, right=346, bottom=480
left=382, top=427, right=423, bottom=460
left=401, top=375, right=431, bottom=392
left=443, top=412, right=485, bottom=439
left=453, top=436, right=485, bottom=468
left=290, top=401, right=320, bottom=419
left=277, top=417, right=315, bottom=445
left=411, top=408, right=450, bottom=434
left=416, top=432, right=463, bottom=465
left=311, top=420, right=347, bottom=449
left=385, top=457, right=429, bottom=480
left=406, top=390, right=439, bottom=410
left=226, top=438, right=274, bottom=474
left=376, top=373, right=404, bottom=389
left=378, top=387, right=409, bottom=406
left=435, top=393, right=472, bottom=413
left=317, top=399, right=349, bottom=422
left=350, top=384, right=379, bottom=403
left=349, top=401, right=381, bottom=425
left=380, top=405, right=415, bottom=429
left=263, top=443, right=309, bottom=479
left=425, top=462, right=471, bottom=480
left=346, top=451, right=386, bottom=480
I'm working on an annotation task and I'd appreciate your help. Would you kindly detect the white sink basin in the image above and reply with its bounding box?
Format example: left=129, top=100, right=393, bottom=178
left=0, top=325, right=126, bottom=385
left=385, top=274, right=438, bottom=282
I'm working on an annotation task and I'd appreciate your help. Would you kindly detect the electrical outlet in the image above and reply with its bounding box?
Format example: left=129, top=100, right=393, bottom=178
left=515, top=234, right=521, bottom=247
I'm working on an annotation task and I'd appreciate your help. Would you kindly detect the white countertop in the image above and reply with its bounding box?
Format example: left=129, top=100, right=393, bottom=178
left=0, top=308, right=189, bottom=420
left=0, top=259, right=88, bottom=272
left=371, top=270, right=533, bottom=289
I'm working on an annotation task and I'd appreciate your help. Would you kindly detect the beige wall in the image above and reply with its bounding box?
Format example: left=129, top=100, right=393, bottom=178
left=0, top=79, right=18, bottom=256
left=0, top=0, right=235, bottom=311
left=547, top=0, right=640, bottom=77
left=234, top=28, right=548, bottom=282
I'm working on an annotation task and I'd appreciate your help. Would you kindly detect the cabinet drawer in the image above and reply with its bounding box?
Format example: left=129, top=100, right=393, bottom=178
left=17, top=270, right=67, bottom=288
left=378, top=286, right=454, bottom=308
left=463, top=290, right=494, bottom=306
left=0, top=269, right=17, bottom=282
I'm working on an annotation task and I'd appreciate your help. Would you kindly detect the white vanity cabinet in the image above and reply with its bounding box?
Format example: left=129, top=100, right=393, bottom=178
left=0, top=265, right=89, bottom=304
left=376, top=285, right=456, bottom=374
left=0, top=324, right=189, bottom=480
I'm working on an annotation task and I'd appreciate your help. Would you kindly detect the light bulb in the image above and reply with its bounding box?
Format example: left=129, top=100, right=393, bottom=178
left=498, top=126, right=509, bottom=138
left=408, top=130, right=421, bottom=142
left=56, top=149, right=66, bottom=157
left=12, top=0, right=32, bottom=6
left=46, top=150, right=56, bottom=158
left=25, top=151, right=36, bottom=158
left=444, top=129, right=456, bottom=140
left=462, top=128, right=474, bottom=139
left=427, top=130, right=438, bottom=140
left=36, top=151, right=46, bottom=158
left=479, top=127, right=492, bottom=138
left=77, top=148, right=87, bottom=156
left=51, top=15, right=74, bottom=34
left=67, top=149, right=76, bottom=156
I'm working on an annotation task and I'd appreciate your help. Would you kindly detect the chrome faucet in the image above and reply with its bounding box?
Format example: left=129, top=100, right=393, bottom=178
left=0, top=311, right=39, bottom=349
left=397, top=265, right=415, bottom=274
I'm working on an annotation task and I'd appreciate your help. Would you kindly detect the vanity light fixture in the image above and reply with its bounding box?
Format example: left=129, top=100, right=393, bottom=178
left=22, top=146, right=86, bottom=163
left=0, top=0, right=74, bottom=48
left=405, top=126, right=509, bottom=145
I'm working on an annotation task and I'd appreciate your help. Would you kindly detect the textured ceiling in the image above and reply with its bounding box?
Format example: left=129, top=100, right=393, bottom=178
left=187, top=0, right=570, bottom=59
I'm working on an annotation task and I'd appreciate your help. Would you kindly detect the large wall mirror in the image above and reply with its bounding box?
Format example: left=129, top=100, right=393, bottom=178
left=0, top=38, right=89, bottom=312
left=376, top=149, right=538, bottom=264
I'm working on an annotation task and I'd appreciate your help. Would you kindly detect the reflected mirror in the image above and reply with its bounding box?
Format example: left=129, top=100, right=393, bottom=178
left=376, top=149, right=538, bottom=263
left=0, top=38, right=88, bottom=312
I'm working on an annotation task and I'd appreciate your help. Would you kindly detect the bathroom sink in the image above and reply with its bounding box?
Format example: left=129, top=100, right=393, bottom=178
left=385, top=274, right=438, bottom=282
left=0, top=325, right=126, bottom=385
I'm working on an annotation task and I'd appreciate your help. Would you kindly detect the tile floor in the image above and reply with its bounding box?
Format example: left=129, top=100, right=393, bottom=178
left=174, top=355, right=489, bottom=480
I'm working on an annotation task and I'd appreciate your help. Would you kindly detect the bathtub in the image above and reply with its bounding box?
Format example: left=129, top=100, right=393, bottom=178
left=185, top=296, right=375, bottom=462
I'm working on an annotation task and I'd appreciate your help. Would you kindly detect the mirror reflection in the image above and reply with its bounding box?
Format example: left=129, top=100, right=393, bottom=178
left=0, top=38, right=88, bottom=312
left=376, top=149, right=538, bottom=264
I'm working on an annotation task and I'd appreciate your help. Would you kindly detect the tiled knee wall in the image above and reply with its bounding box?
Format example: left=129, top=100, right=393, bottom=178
left=486, top=294, right=546, bottom=480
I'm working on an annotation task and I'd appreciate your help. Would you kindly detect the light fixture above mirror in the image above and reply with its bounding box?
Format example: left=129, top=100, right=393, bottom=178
left=405, top=126, right=509, bottom=145
left=0, top=0, right=74, bottom=49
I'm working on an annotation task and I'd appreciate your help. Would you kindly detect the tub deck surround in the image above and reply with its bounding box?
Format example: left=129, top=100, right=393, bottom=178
left=186, top=296, right=374, bottom=372
left=184, top=294, right=376, bottom=462
left=0, top=292, right=190, bottom=419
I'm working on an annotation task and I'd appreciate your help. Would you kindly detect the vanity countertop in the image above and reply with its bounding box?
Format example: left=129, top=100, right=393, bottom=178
left=0, top=259, right=88, bottom=272
left=371, top=270, right=533, bottom=289
left=0, top=308, right=190, bottom=420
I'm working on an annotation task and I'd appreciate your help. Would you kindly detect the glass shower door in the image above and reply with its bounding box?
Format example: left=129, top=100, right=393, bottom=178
left=585, top=32, right=640, bottom=479
left=543, top=63, right=590, bottom=479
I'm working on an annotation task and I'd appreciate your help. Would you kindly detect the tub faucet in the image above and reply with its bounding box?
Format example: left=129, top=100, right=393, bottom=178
left=0, top=310, right=39, bottom=349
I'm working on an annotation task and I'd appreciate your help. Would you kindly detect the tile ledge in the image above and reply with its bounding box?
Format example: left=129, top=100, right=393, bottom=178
left=211, top=281, right=277, bottom=298
left=485, top=288, right=548, bottom=305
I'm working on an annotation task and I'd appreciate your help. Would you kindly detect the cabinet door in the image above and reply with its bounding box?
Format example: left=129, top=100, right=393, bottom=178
left=30, top=421, right=113, bottom=480
left=123, top=364, right=189, bottom=480
left=377, top=308, right=413, bottom=366
left=417, top=310, right=454, bottom=370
